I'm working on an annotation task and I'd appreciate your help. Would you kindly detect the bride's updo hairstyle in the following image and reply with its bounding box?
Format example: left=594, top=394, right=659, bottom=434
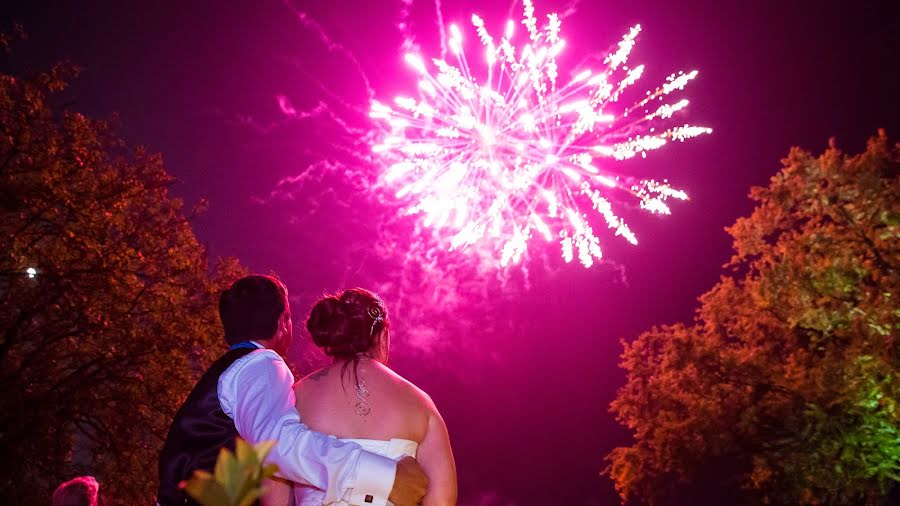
left=306, top=288, right=389, bottom=362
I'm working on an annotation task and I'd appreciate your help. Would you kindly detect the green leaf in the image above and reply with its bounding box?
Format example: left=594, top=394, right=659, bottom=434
left=237, top=488, right=265, bottom=506
left=181, top=438, right=282, bottom=506
left=261, top=463, right=280, bottom=480
left=235, top=438, right=256, bottom=468
left=254, top=440, right=277, bottom=462
left=183, top=473, right=231, bottom=506
left=213, top=447, right=238, bottom=492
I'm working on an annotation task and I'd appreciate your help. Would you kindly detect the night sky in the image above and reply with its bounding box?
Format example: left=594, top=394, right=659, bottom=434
left=3, top=1, right=898, bottom=504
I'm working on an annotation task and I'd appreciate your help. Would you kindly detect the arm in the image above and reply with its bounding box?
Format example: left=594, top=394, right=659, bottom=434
left=259, top=476, right=293, bottom=506
left=417, top=406, right=458, bottom=506
left=219, top=350, right=396, bottom=505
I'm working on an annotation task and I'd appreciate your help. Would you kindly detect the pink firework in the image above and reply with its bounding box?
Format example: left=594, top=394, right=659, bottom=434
left=370, top=0, right=711, bottom=268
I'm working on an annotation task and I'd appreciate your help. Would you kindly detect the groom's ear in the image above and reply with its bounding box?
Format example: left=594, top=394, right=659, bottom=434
left=281, top=310, right=292, bottom=334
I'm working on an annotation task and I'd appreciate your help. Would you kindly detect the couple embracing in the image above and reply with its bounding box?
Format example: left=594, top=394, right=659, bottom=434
left=157, top=275, right=457, bottom=505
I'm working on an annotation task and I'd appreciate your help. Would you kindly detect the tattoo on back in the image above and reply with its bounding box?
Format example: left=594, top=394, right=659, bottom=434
left=308, top=368, right=329, bottom=382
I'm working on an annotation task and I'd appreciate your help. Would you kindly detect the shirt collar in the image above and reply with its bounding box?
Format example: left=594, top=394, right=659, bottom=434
left=228, top=340, right=265, bottom=351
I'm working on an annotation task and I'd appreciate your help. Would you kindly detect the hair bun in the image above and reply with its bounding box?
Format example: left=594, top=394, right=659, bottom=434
left=306, top=289, right=387, bottom=359
left=306, top=297, right=346, bottom=348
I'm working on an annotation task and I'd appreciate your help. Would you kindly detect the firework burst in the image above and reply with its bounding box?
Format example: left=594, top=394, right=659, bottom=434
left=370, top=0, right=711, bottom=268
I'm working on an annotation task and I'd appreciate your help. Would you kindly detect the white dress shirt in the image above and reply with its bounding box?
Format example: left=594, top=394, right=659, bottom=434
left=218, top=342, right=396, bottom=504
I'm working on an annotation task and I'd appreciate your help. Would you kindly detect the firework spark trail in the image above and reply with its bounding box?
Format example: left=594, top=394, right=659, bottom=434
left=226, top=100, right=332, bottom=135
left=282, top=0, right=375, bottom=100
left=369, top=0, right=711, bottom=268
left=398, top=0, right=415, bottom=51
left=281, top=88, right=370, bottom=136
left=399, top=0, right=449, bottom=58
left=435, top=0, right=448, bottom=59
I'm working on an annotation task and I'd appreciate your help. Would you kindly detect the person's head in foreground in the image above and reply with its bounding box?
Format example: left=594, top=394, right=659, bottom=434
left=219, top=275, right=292, bottom=355
left=52, top=476, right=99, bottom=506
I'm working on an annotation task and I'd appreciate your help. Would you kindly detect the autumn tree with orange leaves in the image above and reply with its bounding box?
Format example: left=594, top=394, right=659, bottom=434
left=606, top=133, right=899, bottom=504
left=0, top=57, right=245, bottom=503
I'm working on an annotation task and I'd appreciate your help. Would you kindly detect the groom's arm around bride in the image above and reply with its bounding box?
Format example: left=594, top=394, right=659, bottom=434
left=157, top=275, right=428, bottom=506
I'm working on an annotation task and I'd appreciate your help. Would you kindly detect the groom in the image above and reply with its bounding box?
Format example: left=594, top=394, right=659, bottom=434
left=157, top=275, right=428, bottom=505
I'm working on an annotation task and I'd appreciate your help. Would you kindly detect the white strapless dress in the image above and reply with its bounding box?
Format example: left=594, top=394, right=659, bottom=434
left=294, top=438, right=419, bottom=506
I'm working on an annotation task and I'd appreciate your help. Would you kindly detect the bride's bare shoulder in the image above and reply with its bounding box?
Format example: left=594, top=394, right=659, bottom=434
left=372, top=362, right=438, bottom=410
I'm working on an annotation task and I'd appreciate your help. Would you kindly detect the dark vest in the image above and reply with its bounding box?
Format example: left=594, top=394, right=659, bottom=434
left=157, top=347, right=255, bottom=505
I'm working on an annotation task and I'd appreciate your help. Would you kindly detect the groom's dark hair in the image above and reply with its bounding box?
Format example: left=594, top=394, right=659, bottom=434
left=219, top=275, right=287, bottom=344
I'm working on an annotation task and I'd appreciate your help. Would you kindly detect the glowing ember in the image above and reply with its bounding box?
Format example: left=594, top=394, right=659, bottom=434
left=370, top=0, right=711, bottom=268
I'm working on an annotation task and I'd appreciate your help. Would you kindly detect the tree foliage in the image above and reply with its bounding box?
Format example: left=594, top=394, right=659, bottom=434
left=606, top=133, right=899, bottom=504
left=0, top=62, right=246, bottom=503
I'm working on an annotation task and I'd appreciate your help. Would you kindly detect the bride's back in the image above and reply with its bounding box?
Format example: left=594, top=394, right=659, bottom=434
left=294, top=358, right=431, bottom=443
left=277, top=287, right=456, bottom=505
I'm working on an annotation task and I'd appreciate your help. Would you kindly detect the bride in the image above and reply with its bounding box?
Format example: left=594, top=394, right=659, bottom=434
left=262, top=288, right=457, bottom=506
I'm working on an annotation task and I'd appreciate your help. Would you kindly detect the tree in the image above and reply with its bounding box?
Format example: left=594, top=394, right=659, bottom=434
left=605, top=133, right=899, bottom=504
left=0, top=61, right=246, bottom=503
